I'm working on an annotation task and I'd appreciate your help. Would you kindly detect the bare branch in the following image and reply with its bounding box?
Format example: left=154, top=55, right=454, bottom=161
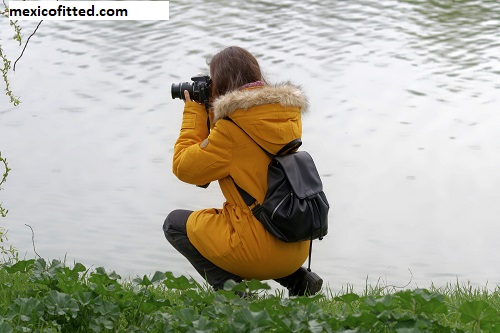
left=13, top=20, right=43, bottom=72
left=25, top=224, right=42, bottom=258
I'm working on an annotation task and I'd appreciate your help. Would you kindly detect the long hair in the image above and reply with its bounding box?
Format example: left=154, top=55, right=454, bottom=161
left=209, top=46, right=265, bottom=99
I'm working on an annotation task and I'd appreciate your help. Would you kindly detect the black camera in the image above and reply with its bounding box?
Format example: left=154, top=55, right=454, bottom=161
left=171, top=75, right=212, bottom=107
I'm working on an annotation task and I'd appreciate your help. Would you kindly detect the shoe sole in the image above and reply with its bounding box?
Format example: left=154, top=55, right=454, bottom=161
left=303, top=271, right=323, bottom=296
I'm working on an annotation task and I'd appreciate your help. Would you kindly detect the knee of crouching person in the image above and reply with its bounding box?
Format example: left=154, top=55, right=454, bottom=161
left=163, top=209, right=191, bottom=238
left=162, top=212, right=176, bottom=238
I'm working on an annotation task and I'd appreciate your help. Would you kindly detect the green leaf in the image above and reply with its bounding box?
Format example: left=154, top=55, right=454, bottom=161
left=233, top=308, right=269, bottom=329
left=94, top=267, right=121, bottom=280
left=395, top=328, right=424, bottom=333
left=395, top=289, right=448, bottom=315
left=151, top=271, right=166, bottom=283
left=459, top=300, right=498, bottom=324
left=90, top=316, right=114, bottom=332
left=249, top=296, right=280, bottom=312
left=181, top=289, right=205, bottom=303
left=44, top=290, right=79, bottom=317
left=59, top=262, right=87, bottom=281
left=341, top=312, right=378, bottom=328
left=10, top=297, right=43, bottom=320
left=74, top=291, right=95, bottom=306
left=88, top=268, right=123, bottom=296
left=133, top=275, right=152, bottom=287
left=292, top=293, right=323, bottom=305
left=335, top=293, right=360, bottom=304
left=31, top=258, right=48, bottom=280
left=224, top=279, right=246, bottom=293
left=56, top=266, right=87, bottom=294
left=246, top=279, right=271, bottom=292
left=0, top=322, right=13, bottom=333
left=485, top=324, right=500, bottom=333
left=30, top=259, right=64, bottom=287
left=193, top=316, right=218, bottom=331
left=2, top=259, right=35, bottom=273
left=163, top=272, right=197, bottom=290
left=222, top=279, right=241, bottom=292
left=93, top=300, right=120, bottom=320
left=176, top=308, right=196, bottom=324
left=307, top=319, right=327, bottom=333
left=139, top=295, right=170, bottom=314
left=47, top=260, right=64, bottom=276
left=363, top=295, right=395, bottom=314
left=376, top=309, right=395, bottom=321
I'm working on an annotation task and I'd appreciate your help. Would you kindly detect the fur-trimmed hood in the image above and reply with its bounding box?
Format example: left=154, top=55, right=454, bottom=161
left=212, top=82, right=308, bottom=122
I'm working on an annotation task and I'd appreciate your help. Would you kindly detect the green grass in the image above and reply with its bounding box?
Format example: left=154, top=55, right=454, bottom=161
left=1, top=258, right=499, bottom=332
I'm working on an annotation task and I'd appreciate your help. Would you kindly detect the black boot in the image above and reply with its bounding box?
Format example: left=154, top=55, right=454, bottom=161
left=275, top=267, right=323, bottom=297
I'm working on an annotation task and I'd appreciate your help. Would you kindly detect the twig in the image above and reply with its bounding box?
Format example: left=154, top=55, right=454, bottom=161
left=1, top=0, right=7, bottom=15
left=0, top=151, right=10, bottom=188
left=13, top=20, right=43, bottom=72
left=382, top=269, right=414, bottom=291
left=25, top=224, right=41, bottom=258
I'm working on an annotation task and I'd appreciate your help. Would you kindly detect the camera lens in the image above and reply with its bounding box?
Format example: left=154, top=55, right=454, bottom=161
left=171, top=82, right=192, bottom=100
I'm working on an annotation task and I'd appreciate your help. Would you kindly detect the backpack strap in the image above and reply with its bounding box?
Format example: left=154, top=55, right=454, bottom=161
left=224, top=116, right=273, bottom=157
left=225, top=116, right=316, bottom=270
left=224, top=117, right=263, bottom=207
left=276, top=138, right=302, bottom=156
left=233, top=181, right=257, bottom=207
left=223, top=116, right=301, bottom=202
left=224, top=116, right=299, bottom=208
left=224, top=116, right=302, bottom=157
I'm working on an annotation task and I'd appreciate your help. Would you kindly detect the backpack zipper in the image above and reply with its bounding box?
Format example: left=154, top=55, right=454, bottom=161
left=271, top=191, right=293, bottom=220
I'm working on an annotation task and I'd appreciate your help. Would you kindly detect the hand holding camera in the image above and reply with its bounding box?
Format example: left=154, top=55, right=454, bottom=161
left=171, top=75, right=212, bottom=110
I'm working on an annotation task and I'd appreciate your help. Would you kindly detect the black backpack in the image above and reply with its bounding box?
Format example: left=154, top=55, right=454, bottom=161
left=225, top=117, right=329, bottom=245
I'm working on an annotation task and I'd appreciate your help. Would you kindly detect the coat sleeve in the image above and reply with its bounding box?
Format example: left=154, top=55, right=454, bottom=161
left=172, top=101, right=233, bottom=186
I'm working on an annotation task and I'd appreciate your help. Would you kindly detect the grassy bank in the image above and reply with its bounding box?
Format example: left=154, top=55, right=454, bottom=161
left=1, top=258, right=499, bottom=332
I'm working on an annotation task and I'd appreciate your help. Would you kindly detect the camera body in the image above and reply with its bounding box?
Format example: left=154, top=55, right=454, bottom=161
left=171, top=75, right=212, bottom=106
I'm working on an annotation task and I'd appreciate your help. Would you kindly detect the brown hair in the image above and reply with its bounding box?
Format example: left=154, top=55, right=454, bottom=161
left=209, top=46, right=265, bottom=98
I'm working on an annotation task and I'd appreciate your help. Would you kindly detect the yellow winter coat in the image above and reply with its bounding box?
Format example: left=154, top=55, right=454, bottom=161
left=172, top=83, right=310, bottom=280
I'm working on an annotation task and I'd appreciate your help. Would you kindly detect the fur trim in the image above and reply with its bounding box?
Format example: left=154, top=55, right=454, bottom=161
left=212, top=82, right=308, bottom=122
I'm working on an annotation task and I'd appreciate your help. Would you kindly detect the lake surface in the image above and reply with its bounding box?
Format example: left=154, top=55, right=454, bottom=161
left=1, top=0, right=499, bottom=291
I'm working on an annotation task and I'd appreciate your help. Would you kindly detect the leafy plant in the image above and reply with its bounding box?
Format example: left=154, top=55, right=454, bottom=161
left=1, top=258, right=500, bottom=332
left=0, top=153, right=17, bottom=261
left=0, top=151, right=10, bottom=219
left=1, top=0, right=22, bottom=106
left=459, top=300, right=499, bottom=332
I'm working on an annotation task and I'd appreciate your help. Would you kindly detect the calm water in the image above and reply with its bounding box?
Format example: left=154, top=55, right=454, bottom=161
left=1, top=0, right=499, bottom=291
